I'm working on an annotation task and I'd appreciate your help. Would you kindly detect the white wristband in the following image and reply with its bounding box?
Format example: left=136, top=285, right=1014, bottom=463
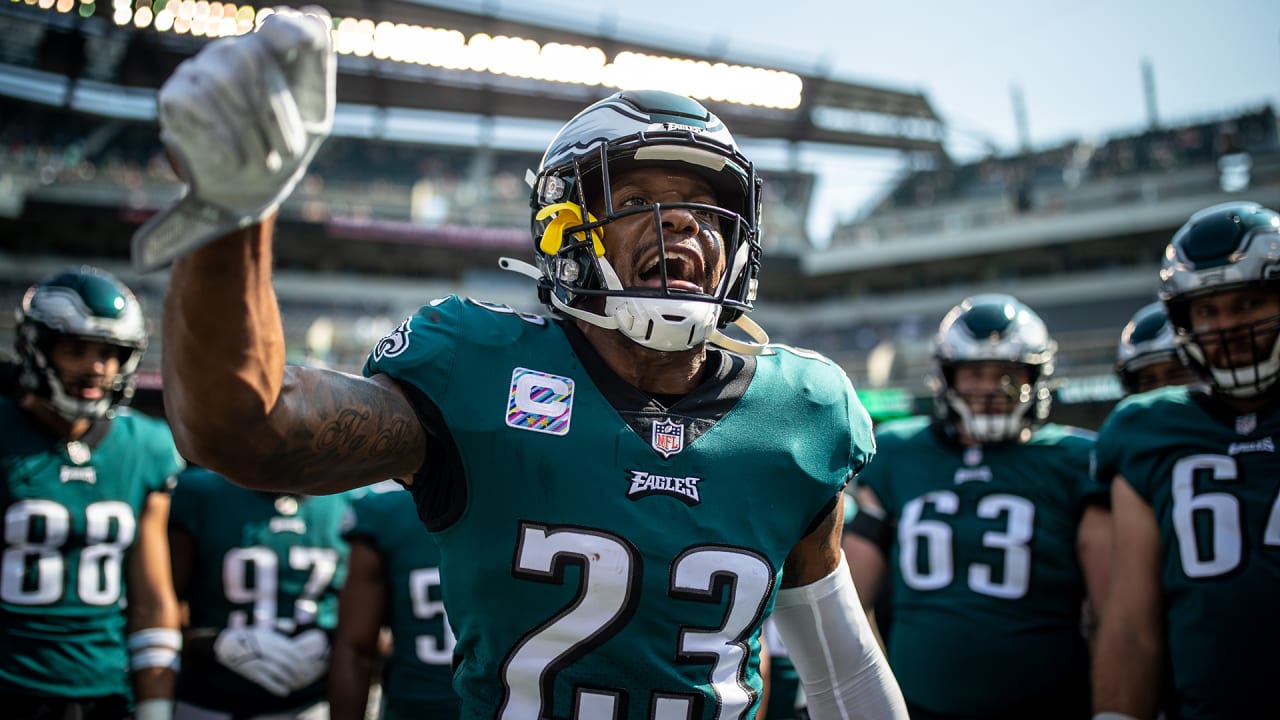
left=127, top=628, right=183, bottom=652
left=134, top=699, right=175, bottom=720
left=130, top=647, right=181, bottom=672
left=128, top=627, right=183, bottom=671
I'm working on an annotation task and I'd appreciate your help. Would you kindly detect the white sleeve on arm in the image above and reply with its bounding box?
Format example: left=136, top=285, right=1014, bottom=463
left=770, top=551, right=908, bottom=720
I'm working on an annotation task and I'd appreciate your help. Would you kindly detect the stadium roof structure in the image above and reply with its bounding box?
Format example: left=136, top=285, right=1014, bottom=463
left=307, top=0, right=946, bottom=152
left=11, top=0, right=946, bottom=154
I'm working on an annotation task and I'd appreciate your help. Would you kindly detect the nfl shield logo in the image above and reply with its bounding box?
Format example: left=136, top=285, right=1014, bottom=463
left=1236, top=413, right=1257, bottom=436
left=963, top=447, right=983, bottom=467
left=651, top=420, right=685, bottom=458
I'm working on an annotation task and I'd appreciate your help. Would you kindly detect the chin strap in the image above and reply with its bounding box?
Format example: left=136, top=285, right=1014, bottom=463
left=499, top=257, right=622, bottom=330
left=499, top=256, right=542, bottom=280
left=710, top=315, right=769, bottom=355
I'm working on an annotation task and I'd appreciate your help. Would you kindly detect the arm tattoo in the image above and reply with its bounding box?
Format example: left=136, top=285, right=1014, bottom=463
left=265, top=371, right=422, bottom=491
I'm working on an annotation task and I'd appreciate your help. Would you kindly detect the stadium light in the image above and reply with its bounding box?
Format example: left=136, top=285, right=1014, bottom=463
left=36, top=1, right=803, bottom=109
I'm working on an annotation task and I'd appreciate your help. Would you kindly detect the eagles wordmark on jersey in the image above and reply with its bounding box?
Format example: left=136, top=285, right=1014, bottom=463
left=0, top=400, right=183, bottom=698
left=1095, top=386, right=1280, bottom=720
left=364, top=295, right=873, bottom=720
left=857, top=416, right=1100, bottom=718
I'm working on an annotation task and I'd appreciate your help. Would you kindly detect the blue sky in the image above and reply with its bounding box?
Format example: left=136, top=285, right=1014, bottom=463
left=597, top=0, right=1280, bottom=153
left=445, top=0, right=1280, bottom=240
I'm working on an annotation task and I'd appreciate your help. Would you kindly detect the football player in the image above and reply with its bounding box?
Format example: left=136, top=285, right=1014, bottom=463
left=133, top=8, right=906, bottom=719
left=1115, top=301, right=1197, bottom=395
left=844, top=294, right=1110, bottom=719
left=1093, top=202, right=1280, bottom=720
left=330, top=480, right=459, bottom=720
left=1, top=266, right=184, bottom=720
left=168, top=467, right=350, bottom=719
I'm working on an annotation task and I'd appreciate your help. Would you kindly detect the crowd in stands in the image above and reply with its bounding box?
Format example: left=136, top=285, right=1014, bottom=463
left=1, top=94, right=819, bottom=248
left=853, top=105, right=1278, bottom=237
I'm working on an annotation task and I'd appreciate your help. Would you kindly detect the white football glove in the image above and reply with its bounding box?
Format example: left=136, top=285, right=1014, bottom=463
left=288, top=627, right=332, bottom=689
left=132, top=5, right=335, bottom=272
left=213, top=627, right=314, bottom=697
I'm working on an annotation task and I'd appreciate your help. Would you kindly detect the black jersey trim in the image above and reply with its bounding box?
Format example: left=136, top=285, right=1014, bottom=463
left=80, top=417, right=113, bottom=449
left=385, top=376, right=467, bottom=533
left=801, top=491, right=842, bottom=539
left=557, top=319, right=755, bottom=444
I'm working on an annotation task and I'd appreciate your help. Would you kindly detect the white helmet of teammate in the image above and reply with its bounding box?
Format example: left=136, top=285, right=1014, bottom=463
left=1160, top=202, right=1280, bottom=398
left=16, top=266, right=148, bottom=420
left=931, top=294, right=1056, bottom=443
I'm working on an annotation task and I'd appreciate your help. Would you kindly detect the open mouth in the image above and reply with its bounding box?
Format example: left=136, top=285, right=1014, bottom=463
left=72, top=386, right=103, bottom=400
left=62, top=378, right=104, bottom=400
left=636, top=249, right=704, bottom=293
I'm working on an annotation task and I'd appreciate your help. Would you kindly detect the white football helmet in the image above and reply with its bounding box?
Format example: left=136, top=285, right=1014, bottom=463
left=1160, top=202, right=1280, bottom=398
left=1116, top=301, right=1193, bottom=395
left=16, top=266, right=148, bottom=420
left=931, top=294, right=1056, bottom=443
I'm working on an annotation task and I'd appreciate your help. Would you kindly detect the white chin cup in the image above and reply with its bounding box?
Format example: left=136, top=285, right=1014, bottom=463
left=605, top=296, right=721, bottom=352
left=947, top=390, right=1031, bottom=442
left=46, top=370, right=110, bottom=421
left=1186, top=337, right=1280, bottom=398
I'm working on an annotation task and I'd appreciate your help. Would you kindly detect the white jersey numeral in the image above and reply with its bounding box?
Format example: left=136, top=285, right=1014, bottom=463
left=1170, top=454, right=1280, bottom=578
left=2, top=500, right=136, bottom=606
left=409, top=566, right=455, bottom=665
left=499, top=524, right=772, bottom=720
left=898, top=491, right=1036, bottom=599
left=223, top=545, right=340, bottom=629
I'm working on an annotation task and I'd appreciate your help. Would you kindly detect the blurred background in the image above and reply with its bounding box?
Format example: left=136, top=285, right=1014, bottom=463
left=3, top=0, right=1278, bottom=428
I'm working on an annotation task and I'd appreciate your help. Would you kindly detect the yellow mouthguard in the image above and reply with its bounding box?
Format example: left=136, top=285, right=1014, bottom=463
left=536, top=202, right=605, bottom=257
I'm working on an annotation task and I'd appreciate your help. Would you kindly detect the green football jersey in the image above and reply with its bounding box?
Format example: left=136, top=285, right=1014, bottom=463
left=858, top=416, right=1099, bottom=718
left=169, top=468, right=352, bottom=713
left=1095, top=386, right=1280, bottom=720
left=0, top=399, right=184, bottom=698
left=363, top=296, right=872, bottom=720
left=345, top=480, right=459, bottom=719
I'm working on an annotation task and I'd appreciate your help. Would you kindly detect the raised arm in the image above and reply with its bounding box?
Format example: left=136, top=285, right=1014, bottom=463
left=142, top=9, right=426, bottom=492
left=163, top=222, right=425, bottom=493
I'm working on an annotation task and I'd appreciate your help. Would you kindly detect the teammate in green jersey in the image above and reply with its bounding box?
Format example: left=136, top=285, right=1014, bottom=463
left=844, top=294, right=1111, bottom=720
left=330, top=480, right=460, bottom=720
left=1115, top=302, right=1197, bottom=396
left=2, top=267, right=184, bottom=720
left=135, top=8, right=906, bottom=719
left=168, top=466, right=350, bottom=719
left=1093, top=202, right=1280, bottom=720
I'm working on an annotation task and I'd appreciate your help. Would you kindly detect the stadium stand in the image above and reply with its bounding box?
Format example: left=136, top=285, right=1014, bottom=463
left=3, top=2, right=1278, bottom=428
